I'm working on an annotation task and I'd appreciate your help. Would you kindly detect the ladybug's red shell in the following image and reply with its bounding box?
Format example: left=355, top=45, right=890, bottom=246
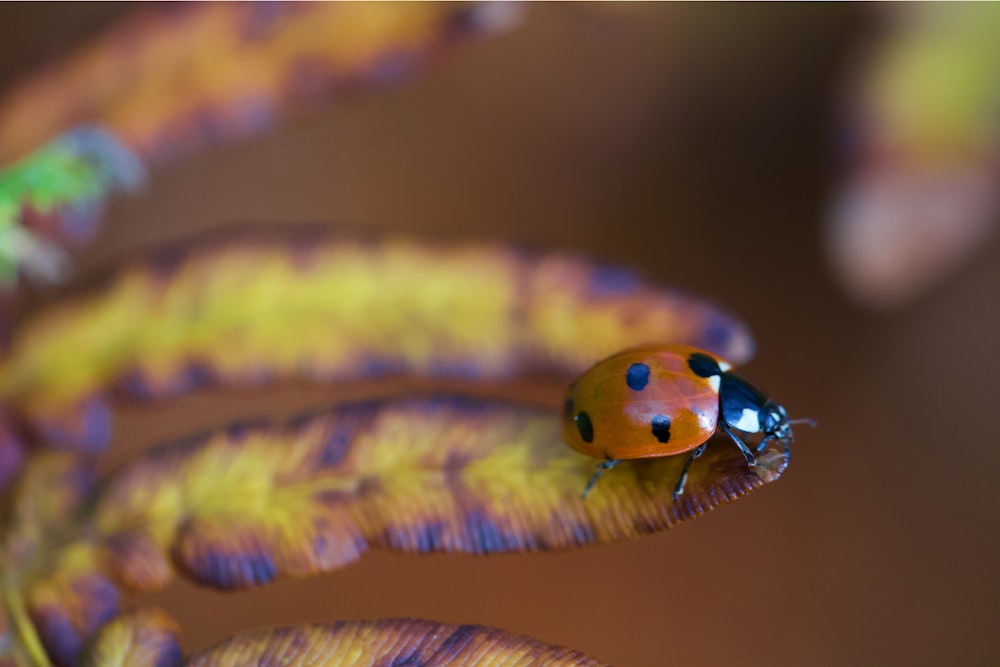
left=562, top=343, right=729, bottom=460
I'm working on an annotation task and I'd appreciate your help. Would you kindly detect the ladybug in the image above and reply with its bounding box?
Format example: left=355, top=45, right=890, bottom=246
left=562, top=343, right=811, bottom=500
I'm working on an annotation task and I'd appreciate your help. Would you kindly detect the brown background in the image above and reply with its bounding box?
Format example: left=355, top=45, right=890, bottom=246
left=2, top=4, right=998, bottom=666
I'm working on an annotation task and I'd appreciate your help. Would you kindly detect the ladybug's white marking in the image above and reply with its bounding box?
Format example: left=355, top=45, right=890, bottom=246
left=697, top=410, right=715, bottom=432
left=708, top=375, right=721, bottom=392
left=733, top=407, right=760, bottom=432
left=718, top=360, right=732, bottom=372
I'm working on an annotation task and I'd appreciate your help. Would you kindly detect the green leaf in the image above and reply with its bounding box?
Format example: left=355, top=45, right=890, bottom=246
left=0, top=128, right=144, bottom=286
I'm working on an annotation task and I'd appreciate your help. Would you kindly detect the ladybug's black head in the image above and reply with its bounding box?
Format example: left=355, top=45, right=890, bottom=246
left=761, top=401, right=791, bottom=440
left=761, top=400, right=815, bottom=445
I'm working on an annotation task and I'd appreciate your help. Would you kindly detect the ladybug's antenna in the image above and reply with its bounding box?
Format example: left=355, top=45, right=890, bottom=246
left=789, top=418, right=818, bottom=428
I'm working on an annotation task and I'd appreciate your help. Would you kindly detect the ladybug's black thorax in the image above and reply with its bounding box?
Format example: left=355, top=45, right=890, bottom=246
left=687, top=352, right=790, bottom=438
left=719, top=371, right=768, bottom=432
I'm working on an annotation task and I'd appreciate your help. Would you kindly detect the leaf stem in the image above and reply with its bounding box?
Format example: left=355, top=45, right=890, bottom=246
left=1, top=582, right=50, bottom=667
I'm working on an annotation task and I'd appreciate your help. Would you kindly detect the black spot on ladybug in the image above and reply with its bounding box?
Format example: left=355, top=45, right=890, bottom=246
left=575, top=411, right=594, bottom=443
left=563, top=397, right=574, bottom=417
left=688, top=353, right=722, bottom=378
left=651, top=414, right=671, bottom=443
left=626, top=363, right=650, bottom=391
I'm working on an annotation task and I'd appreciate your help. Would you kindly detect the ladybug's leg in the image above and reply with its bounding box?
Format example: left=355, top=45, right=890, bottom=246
left=720, top=422, right=757, bottom=467
left=581, top=457, right=620, bottom=499
left=673, top=442, right=708, bottom=501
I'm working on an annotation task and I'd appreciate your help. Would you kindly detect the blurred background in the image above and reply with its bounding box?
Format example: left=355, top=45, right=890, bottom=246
left=2, top=3, right=998, bottom=666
